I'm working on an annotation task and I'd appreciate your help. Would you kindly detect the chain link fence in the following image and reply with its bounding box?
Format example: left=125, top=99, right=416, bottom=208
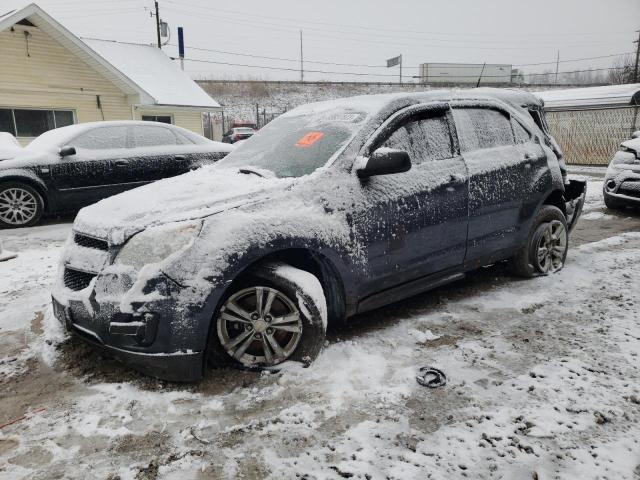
left=546, top=106, right=640, bottom=166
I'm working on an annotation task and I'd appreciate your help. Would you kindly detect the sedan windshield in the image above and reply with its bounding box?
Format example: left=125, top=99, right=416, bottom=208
left=218, top=108, right=366, bottom=178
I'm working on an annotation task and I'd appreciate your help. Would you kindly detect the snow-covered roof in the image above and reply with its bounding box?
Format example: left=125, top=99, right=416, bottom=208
left=83, top=39, right=219, bottom=109
left=0, top=2, right=219, bottom=110
left=534, top=84, right=640, bottom=110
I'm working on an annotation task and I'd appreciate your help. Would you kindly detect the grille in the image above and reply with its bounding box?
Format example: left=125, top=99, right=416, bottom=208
left=64, top=268, right=97, bottom=291
left=619, top=181, right=640, bottom=199
left=74, top=233, right=108, bottom=251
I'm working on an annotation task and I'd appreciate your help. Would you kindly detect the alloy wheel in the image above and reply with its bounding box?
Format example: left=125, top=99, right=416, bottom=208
left=0, top=187, right=38, bottom=226
left=534, top=220, right=567, bottom=273
left=217, top=286, right=303, bottom=367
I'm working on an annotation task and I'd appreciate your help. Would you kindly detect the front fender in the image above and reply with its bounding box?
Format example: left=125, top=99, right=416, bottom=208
left=0, top=168, right=47, bottom=192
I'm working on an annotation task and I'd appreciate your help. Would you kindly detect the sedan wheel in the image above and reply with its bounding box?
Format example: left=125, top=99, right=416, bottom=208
left=0, top=185, right=41, bottom=227
left=217, top=286, right=304, bottom=367
left=533, top=220, right=567, bottom=273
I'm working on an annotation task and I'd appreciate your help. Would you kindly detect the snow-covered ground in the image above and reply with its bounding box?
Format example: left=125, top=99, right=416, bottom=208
left=1, top=167, right=640, bottom=479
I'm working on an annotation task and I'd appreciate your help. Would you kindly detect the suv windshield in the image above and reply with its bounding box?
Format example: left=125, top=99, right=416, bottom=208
left=219, top=108, right=366, bottom=178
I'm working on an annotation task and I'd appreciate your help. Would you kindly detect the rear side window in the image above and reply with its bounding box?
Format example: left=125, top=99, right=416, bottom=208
left=453, top=108, right=514, bottom=152
left=132, top=126, right=178, bottom=147
left=512, top=119, right=532, bottom=143
left=381, top=112, right=454, bottom=165
left=73, top=126, right=128, bottom=150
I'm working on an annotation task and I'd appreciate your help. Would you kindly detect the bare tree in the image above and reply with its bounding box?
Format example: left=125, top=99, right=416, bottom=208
left=608, top=54, right=635, bottom=84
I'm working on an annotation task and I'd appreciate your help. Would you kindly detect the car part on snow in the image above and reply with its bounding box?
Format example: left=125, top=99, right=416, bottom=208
left=416, top=367, right=447, bottom=388
left=0, top=182, right=43, bottom=228
left=509, top=205, right=568, bottom=278
left=0, top=240, right=17, bottom=262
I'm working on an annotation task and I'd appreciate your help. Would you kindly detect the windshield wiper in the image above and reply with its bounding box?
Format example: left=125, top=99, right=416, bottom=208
left=238, top=167, right=264, bottom=178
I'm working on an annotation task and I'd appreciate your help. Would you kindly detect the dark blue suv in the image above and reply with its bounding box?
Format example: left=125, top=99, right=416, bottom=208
left=52, top=89, right=586, bottom=381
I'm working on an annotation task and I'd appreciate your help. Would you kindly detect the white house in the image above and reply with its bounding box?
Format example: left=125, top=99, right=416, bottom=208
left=0, top=2, right=221, bottom=145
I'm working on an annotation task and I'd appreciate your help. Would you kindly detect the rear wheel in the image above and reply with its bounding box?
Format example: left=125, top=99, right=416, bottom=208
left=509, top=205, right=568, bottom=277
left=0, top=182, right=44, bottom=228
left=208, top=263, right=326, bottom=369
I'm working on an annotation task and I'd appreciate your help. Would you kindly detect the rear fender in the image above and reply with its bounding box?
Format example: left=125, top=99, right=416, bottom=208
left=563, top=179, right=586, bottom=232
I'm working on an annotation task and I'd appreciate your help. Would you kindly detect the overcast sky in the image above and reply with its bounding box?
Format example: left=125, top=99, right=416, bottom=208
left=5, top=0, right=640, bottom=82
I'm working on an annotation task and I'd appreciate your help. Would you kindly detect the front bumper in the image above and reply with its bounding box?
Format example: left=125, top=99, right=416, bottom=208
left=603, top=170, right=640, bottom=207
left=52, top=294, right=205, bottom=382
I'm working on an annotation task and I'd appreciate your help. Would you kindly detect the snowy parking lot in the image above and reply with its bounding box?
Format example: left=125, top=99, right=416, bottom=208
left=1, top=166, right=640, bottom=479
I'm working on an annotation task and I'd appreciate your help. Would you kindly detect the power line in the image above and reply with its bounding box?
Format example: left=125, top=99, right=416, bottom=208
left=169, top=43, right=634, bottom=71
left=162, top=6, right=625, bottom=51
left=178, top=56, right=629, bottom=79
left=162, top=0, right=633, bottom=41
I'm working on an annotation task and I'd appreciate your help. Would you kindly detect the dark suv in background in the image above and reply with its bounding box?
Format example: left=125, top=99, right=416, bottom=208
left=53, top=89, right=586, bottom=381
left=0, top=121, right=232, bottom=228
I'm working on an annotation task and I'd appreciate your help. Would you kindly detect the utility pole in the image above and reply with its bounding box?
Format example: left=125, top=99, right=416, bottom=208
left=299, top=30, right=304, bottom=83
left=399, top=55, right=403, bottom=86
left=633, top=30, right=640, bottom=84
left=555, top=50, right=560, bottom=85
left=154, top=1, right=161, bottom=49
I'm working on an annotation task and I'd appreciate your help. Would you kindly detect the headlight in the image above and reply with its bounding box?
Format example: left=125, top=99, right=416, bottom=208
left=115, top=220, right=202, bottom=270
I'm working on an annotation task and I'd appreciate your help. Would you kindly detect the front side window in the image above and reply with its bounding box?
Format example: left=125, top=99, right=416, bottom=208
left=0, top=108, right=75, bottom=137
left=73, top=126, right=128, bottom=150
left=380, top=112, right=454, bottom=165
left=453, top=108, right=514, bottom=152
left=132, top=125, right=178, bottom=147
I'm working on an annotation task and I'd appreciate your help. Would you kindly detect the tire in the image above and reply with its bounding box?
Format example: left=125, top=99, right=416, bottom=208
left=604, top=192, right=624, bottom=211
left=207, top=262, right=326, bottom=369
left=509, top=205, right=568, bottom=278
left=0, top=181, right=44, bottom=229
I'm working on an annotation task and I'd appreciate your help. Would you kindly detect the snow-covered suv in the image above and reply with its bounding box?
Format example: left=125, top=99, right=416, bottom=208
left=52, top=90, right=586, bottom=381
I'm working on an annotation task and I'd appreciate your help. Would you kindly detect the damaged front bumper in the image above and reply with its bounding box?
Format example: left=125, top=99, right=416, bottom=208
left=51, top=259, right=210, bottom=382
left=564, top=179, right=586, bottom=232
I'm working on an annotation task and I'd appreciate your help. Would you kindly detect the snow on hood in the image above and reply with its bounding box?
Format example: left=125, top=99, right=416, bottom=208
left=621, top=137, right=640, bottom=153
left=73, top=166, right=294, bottom=244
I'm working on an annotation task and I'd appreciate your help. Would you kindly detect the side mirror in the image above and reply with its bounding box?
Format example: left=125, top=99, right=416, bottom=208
left=59, top=145, right=76, bottom=157
left=632, top=131, right=640, bottom=140
left=357, top=148, right=412, bottom=178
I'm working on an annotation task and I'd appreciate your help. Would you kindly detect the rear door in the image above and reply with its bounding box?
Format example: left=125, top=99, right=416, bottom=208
left=48, top=125, right=130, bottom=209
left=352, top=104, right=469, bottom=295
left=123, top=124, right=192, bottom=183
left=451, top=104, right=534, bottom=261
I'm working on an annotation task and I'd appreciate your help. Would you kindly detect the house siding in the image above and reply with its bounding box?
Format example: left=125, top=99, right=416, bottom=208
left=0, top=24, right=210, bottom=143
left=0, top=24, right=132, bottom=144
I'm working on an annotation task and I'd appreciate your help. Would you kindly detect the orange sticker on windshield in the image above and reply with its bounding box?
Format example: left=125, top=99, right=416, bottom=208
left=295, top=131, right=324, bottom=148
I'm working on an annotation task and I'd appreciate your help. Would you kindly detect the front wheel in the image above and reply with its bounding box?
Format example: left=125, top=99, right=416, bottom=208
left=0, top=182, right=44, bottom=228
left=509, top=205, right=568, bottom=277
left=208, top=262, right=326, bottom=369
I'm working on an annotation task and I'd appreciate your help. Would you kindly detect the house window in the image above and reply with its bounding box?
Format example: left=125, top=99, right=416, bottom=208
left=0, top=108, right=75, bottom=138
left=141, top=115, right=173, bottom=124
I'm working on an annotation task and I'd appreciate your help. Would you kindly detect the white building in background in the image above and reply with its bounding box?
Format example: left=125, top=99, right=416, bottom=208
left=419, top=63, right=512, bottom=85
left=0, top=3, right=222, bottom=145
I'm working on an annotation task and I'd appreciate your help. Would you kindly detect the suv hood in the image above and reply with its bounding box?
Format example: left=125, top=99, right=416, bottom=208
left=73, top=166, right=294, bottom=244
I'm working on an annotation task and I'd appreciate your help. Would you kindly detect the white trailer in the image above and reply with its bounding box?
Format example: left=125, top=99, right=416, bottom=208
left=419, top=63, right=512, bottom=85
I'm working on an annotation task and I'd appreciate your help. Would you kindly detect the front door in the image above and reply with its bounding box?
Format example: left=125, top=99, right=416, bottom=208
left=49, top=125, right=130, bottom=209
left=351, top=105, right=469, bottom=298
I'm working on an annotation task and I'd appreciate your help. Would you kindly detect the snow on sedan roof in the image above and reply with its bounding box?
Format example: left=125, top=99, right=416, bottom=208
left=535, top=84, right=640, bottom=110
left=83, top=38, right=219, bottom=109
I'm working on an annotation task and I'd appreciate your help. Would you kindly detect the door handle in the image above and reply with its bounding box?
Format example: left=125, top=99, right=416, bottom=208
left=114, top=160, right=127, bottom=167
left=175, top=155, right=186, bottom=161
left=444, top=173, right=466, bottom=186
